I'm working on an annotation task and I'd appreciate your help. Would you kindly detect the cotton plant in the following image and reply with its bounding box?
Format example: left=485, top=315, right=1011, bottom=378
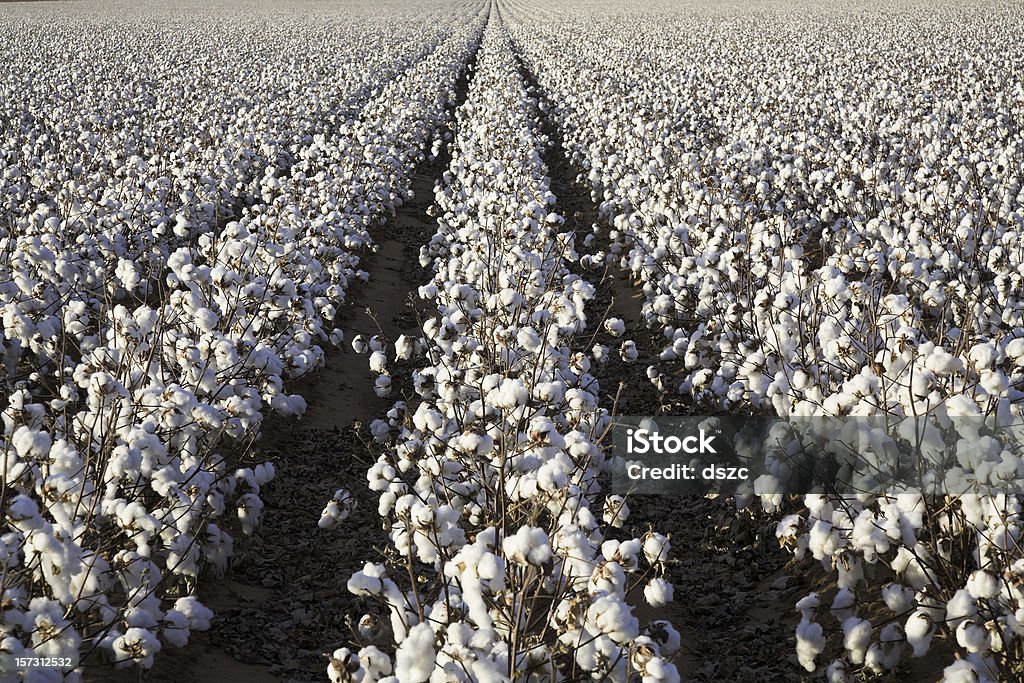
left=331, top=20, right=680, bottom=683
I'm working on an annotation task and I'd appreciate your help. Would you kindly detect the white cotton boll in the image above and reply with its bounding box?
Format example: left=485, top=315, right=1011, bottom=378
left=905, top=609, right=934, bottom=656
left=352, top=335, right=369, bottom=354
left=1005, top=338, right=1024, bottom=365
left=796, top=593, right=820, bottom=621
left=359, top=645, right=391, bottom=679
left=603, top=495, right=630, bottom=528
left=113, top=627, right=162, bottom=668
left=375, top=375, right=392, bottom=398
left=369, top=351, right=388, bottom=373
left=395, top=335, right=414, bottom=360
left=254, top=462, right=275, bottom=486
left=394, top=622, right=435, bottom=683
left=592, top=344, right=609, bottom=363
left=966, top=570, right=999, bottom=600
left=826, top=659, right=853, bottom=683
left=643, top=532, right=670, bottom=566
left=945, top=589, right=977, bottom=627
left=517, top=327, right=542, bottom=354
left=956, top=620, right=989, bottom=654
left=330, top=328, right=345, bottom=346
left=881, top=583, right=915, bottom=614
left=328, top=648, right=363, bottom=683
left=161, top=609, right=191, bottom=648
left=842, top=617, right=872, bottom=664
left=796, top=618, right=825, bottom=672
left=173, top=596, right=213, bottom=631
left=319, top=489, right=356, bottom=530
left=237, top=493, right=264, bottom=535
left=587, top=594, right=639, bottom=643
left=831, top=588, right=856, bottom=622
left=620, top=340, right=639, bottom=363
left=503, top=526, right=551, bottom=566
left=194, top=307, right=219, bottom=332
left=942, top=659, right=982, bottom=683
left=646, top=620, right=681, bottom=654
left=924, top=347, right=963, bottom=374
left=605, top=318, right=626, bottom=337
left=644, top=578, right=674, bottom=608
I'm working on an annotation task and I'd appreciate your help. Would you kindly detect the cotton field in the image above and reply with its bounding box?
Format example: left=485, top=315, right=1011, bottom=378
left=2, top=0, right=1024, bottom=681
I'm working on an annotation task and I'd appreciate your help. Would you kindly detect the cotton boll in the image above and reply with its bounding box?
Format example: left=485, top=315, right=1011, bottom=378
left=369, top=351, right=388, bottom=373
left=830, top=588, right=857, bottom=622
left=881, top=583, right=915, bottom=613
left=603, top=495, right=630, bottom=528
left=945, top=589, right=977, bottom=627
left=905, top=609, right=934, bottom=657
left=328, top=648, right=363, bottom=683
left=161, top=609, right=191, bottom=648
left=586, top=594, right=639, bottom=643
left=503, top=526, right=551, bottom=566
left=395, top=335, right=414, bottom=360
left=319, top=489, right=356, bottom=530
left=113, top=627, right=162, bottom=668
left=796, top=618, right=825, bottom=672
left=842, top=617, right=871, bottom=664
left=620, top=340, right=639, bottom=363
left=966, top=570, right=999, bottom=600
left=645, top=620, right=681, bottom=654
left=394, top=622, right=435, bottom=682
left=359, top=645, right=391, bottom=680
left=956, top=619, right=990, bottom=654
left=605, top=318, right=626, bottom=337
left=644, top=578, right=674, bottom=607
left=374, top=374, right=392, bottom=397
left=643, top=532, right=670, bottom=566
left=796, top=593, right=820, bottom=621
left=942, top=659, right=982, bottom=683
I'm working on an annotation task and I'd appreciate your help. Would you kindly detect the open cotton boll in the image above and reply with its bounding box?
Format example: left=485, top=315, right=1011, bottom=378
left=620, top=340, right=639, bottom=363
left=945, top=589, right=977, bottom=627
left=603, top=495, right=630, bottom=528
left=796, top=618, right=825, bottom=672
left=643, top=531, right=670, bottom=566
left=842, top=617, right=871, bottom=664
left=113, top=627, right=162, bottom=668
left=351, top=335, right=369, bottom=354
left=327, top=648, right=363, bottom=683
left=369, top=351, right=388, bottom=373
left=503, top=526, right=551, bottom=566
left=604, top=318, right=626, bottom=337
left=966, top=570, right=999, bottom=600
left=161, top=609, right=191, bottom=648
left=942, top=659, right=986, bottom=683
left=644, top=577, right=674, bottom=608
left=319, top=488, right=356, bottom=530
left=830, top=588, right=856, bottom=622
left=905, top=609, right=934, bottom=657
left=394, top=622, right=435, bottom=683
left=881, top=583, right=915, bottom=613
